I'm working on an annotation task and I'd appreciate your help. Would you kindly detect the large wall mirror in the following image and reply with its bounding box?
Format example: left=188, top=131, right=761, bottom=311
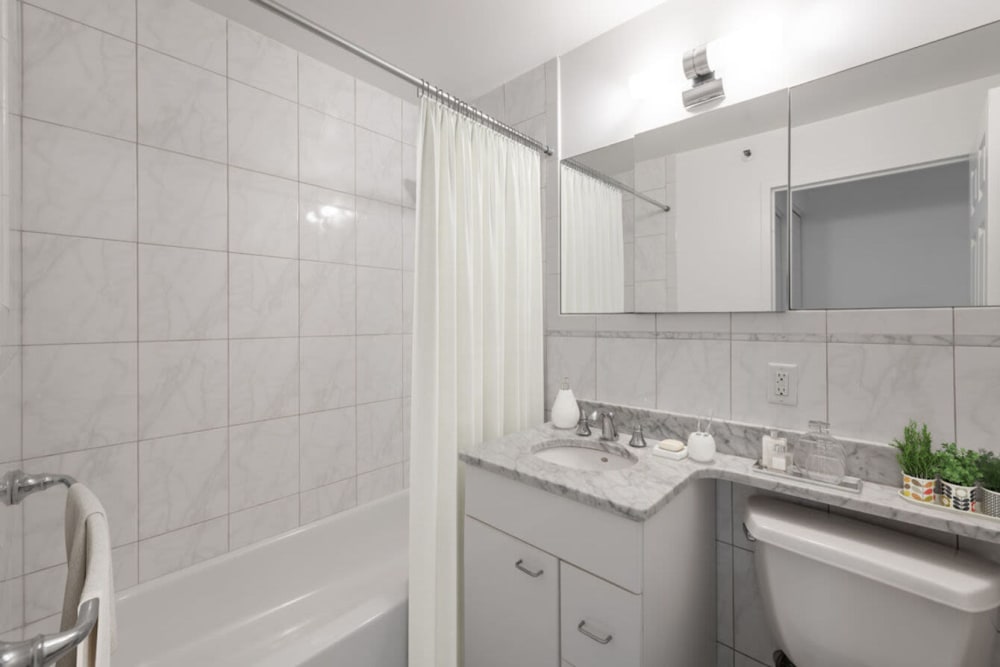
left=560, top=20, right=1000, bottom=313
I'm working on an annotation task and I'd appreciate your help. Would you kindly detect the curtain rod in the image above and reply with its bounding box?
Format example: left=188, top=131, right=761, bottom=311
left=247, top=0, right=554, bottom=157
left=562, top=159, right=671, bottom=212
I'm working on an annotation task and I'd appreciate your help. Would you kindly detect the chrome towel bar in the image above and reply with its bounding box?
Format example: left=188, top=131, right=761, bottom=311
left=0, top=470, right=98, bottom=667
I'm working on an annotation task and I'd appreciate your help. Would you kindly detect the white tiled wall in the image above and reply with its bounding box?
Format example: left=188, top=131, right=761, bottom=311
left=0, top=0, right=415, bottom=639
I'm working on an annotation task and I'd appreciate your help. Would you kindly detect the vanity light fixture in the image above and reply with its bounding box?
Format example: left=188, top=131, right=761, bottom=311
left=682, top=44, right=725, bottom=109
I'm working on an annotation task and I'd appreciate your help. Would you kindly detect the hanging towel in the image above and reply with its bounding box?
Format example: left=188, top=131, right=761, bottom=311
left=59, top=483, right=117, bottom=667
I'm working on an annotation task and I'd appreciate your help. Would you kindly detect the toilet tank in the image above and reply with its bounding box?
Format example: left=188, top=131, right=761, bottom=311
left=745, top=497, right=1000, bottom=667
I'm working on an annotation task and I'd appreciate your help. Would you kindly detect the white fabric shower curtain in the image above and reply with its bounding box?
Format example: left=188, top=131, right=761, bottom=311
left=409, top=98, right=544, bottom=667
left=560, top=165, right=625, bottom=312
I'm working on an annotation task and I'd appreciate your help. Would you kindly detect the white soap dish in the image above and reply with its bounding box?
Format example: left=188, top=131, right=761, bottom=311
left=653, top=440, right=688, bottom=460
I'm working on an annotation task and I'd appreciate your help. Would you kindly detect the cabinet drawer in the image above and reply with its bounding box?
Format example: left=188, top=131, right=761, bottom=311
left=464, top=517, right=559, bottom=667
left=560, top=561, right=641, bottom=667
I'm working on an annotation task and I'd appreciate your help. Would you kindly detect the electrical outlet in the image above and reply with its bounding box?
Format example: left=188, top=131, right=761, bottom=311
left=768, top=362, right=798, bottom=406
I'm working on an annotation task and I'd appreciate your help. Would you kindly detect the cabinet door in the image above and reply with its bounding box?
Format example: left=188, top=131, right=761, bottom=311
left=560, top=561, right=642, bottom=667
left=464, top=517, right=559, bottom=667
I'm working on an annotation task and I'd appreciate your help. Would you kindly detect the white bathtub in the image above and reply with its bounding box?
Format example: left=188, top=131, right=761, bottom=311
left=115, top=491, right=408, bottom=666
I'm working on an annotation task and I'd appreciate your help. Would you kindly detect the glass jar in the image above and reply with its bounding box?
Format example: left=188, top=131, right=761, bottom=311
left=799, top=421, right=846, bottom=485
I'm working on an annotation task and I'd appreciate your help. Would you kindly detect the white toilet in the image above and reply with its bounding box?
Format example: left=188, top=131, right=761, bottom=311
left=744, top=496, right=1000, bottom=667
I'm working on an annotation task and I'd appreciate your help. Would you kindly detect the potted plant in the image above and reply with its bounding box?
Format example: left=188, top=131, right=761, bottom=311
left=937, top=442, right=981, bottom=512
left=893, top=421, right=938, bottom=503
left=978, top=452, right=1000, bottom=518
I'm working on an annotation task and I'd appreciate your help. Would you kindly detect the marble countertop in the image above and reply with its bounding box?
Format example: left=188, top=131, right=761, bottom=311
left=460, top=422, right=1000, bottom=543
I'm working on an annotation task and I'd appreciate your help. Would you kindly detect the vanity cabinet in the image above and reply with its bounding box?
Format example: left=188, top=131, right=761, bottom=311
left=463, top=466, right=716, bottom=666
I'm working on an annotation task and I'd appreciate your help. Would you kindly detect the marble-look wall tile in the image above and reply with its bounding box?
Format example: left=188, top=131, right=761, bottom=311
left=299, top=261, right=356, bottom=336
left=356, top=268, right=402, bottom=335
left=299, top=407, right=356, bottom=490
left=228, top=81, right=297, bottom=180
left=138, top=340, right=228, bottom=439
left=402, top=273, right=414, bottom=334
left=955, top=307, right=1000, bottom=347
left=731, top=311, right=825, bottom=342
left=955, top=346, right=1000, bottom=453
left=22, top=233, right=136, bottom=344
left=138, top=427, right=228, bottom=538
left=298, top=54, right=354, bottom=122
left=229, top=494, right=298, bottom=550
left=731, top=341, right=827, bottom=431
left=717, top=542, right=734, bottom=648
left=0, top=577, right=21, bottom=634
left=136, top=0, right=227, bottom=73
left=22, top=442, right=137, bottom=572
left=356, top=80, right=402, bottom=140
left=357, top=463, right=403, bottom=504
left=138, top=516, right=228, bottom=582
left=22, top=119, right=136, bottom=241
left=23, top=563, right=62, bottom=623
left=545, top=336, right=596, bottom=406
left=23, top=343, right=137, bottom=457
left=230, top=167, right=300, bottom=259
left=716, top=481, right=733, bottom=543
left=401, top=102, right=418, bottom=146
left=229, top=416, right=299, bottom=511
left=30, top=0, right=135, bottom=40
left=828, top=343, right=954, bottom=444
left=299, top=106, right=354, bottom=193
left=137, top=47, right=227, bottom=162
left=23, top=6, right=135, bottom=139
left=229, top=338, right=299, bottom=424
left=298, top=184, right=355, bottom=264
left=732, top=547, right=778, bottom=664
left=595, top=337, right=656, bottom=408
left=138, top=245, right=228, bottom=341
left=356, top=197, right=402, bottom=269
left=300, top=478, right=356, bottom=524
left=299, top=336, right=355, bottom=413
left=595, top=313, right=656, bottom=333
left=402, top=144, right=416, bottom=208
left=717, top=644, right=735, bottom=667
left=137, top=146, right=228, bottom=251
left=229, top=254, right=299, bottom=338
left=733, top=652, right=768, bottom=667
left=827, top=308, right=953, bottom=345
left=356, top=128, right=401, bottom=205
left=357, top=335, right=403, bottom=404
left=656, top=313, right=730, bottom=335
left=357, top=399, right=403, bottom=473
left=503, top=66, right=545, bottom=126
left=227, top=22, right=297, bottom=101
left=111, top=543, right=139, bottom=594
left=656, top=338, right=730, bottom=419
left=0, top=352, right=21, bottom=464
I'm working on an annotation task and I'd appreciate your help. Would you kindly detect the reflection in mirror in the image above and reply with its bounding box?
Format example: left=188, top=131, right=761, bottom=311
left=790, top=20, right=1000, bottom=309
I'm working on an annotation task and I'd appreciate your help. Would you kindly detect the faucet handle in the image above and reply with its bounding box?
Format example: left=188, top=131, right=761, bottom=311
left=575, top=407, right=592, bottom=437
left=628, top=424, right=648, bottom=448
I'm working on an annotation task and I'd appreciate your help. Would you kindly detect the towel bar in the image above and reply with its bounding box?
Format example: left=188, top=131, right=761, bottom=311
left=0, top=470, right=77, bottom=506
left=1, top=470, right=97, bottom=666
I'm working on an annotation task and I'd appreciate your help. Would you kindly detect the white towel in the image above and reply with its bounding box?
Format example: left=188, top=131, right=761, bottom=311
left=59, top=484, right=117, bottom=667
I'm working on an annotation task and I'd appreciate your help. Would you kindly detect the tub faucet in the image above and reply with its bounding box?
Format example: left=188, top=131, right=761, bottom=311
left=593, top=411, right=617, bottom=441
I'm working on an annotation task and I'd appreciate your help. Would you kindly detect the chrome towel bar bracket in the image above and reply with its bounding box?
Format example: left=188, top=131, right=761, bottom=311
left=0, top=470, right=77, bottom=506
left=0, top=598, right=99, bottom=667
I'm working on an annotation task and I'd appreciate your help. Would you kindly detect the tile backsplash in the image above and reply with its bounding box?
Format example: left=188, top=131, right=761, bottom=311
left=1, top=0, right=415, bottom=639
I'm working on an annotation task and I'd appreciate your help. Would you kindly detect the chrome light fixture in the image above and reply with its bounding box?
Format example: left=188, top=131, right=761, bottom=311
left=682, top=44, right=724, bottom=109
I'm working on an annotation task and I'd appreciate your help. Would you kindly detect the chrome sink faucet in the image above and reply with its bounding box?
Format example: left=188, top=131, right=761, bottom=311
left=593, top=410, right=617, bottom=441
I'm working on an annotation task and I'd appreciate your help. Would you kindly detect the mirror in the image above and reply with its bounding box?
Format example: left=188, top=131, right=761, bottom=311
left=789, top=21, right=1000, bottom=309
left=560, top=91, right=789, bottom=314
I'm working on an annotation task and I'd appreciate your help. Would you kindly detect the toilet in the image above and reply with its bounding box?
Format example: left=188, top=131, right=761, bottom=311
left=744, top=496, right=1000, bottom=667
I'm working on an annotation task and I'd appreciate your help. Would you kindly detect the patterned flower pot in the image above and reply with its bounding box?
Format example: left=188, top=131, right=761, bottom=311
left=940, top=480, right=977, bottom=512
left=901, top=473, right=937, bottom=503
left=980, top=487, right=1000, bottom=518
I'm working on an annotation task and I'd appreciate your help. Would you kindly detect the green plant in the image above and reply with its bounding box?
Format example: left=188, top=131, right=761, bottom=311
left=892, top=421, right=938, bottom=479
left=937, top=442, right=981, bottom=487
left=979, top=451, right=1000, bottom=492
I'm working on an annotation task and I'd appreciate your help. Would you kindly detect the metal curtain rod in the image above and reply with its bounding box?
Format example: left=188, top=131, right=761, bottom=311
left=247, top=0, right=554, bottom=156
left=562, top=159, right=671, bottom=212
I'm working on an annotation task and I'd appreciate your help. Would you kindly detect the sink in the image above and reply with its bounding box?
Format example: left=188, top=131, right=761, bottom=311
left=532, top=439, right=637, bottom=471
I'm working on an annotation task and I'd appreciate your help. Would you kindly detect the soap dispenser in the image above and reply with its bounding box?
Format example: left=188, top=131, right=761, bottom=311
left=551, top=377, right=580, bottom=429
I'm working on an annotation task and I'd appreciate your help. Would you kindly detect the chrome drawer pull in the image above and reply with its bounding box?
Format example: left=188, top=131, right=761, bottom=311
left=577, top=620, right=613, bottom=645
left=514, top=559, right=543, bottom=577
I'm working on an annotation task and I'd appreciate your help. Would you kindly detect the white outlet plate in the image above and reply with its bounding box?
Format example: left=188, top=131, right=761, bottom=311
left=767, top=362, right=798, bottom=406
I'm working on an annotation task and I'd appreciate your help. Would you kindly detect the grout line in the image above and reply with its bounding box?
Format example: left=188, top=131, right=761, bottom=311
left=133, top=0, right=140, bottom=583
left=224, top=16, right=231, bottom=555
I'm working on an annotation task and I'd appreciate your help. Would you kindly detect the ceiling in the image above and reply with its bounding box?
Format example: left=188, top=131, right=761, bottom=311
left=197, top=0, right=667, bottom=99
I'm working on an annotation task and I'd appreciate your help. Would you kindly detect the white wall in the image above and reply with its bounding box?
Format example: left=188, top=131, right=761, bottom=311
left=561, top=0, right=1000, bottom=157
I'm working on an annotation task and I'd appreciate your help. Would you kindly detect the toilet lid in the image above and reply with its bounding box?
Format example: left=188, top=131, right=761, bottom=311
left=745, top=496, right=1000, bottom=613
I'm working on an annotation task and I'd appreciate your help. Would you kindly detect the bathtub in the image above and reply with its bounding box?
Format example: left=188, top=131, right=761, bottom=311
left=114, top=491, right=408, bottom=666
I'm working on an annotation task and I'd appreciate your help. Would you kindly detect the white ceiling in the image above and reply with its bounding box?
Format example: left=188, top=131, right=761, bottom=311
left=197, top=0, right=667, bottom=99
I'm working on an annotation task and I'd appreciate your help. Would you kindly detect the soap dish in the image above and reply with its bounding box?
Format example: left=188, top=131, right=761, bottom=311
left=653, top=447, right=688, bottom=461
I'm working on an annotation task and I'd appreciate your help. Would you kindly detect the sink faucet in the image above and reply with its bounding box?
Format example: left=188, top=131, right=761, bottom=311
left=593, top=410, right=617, bottom=441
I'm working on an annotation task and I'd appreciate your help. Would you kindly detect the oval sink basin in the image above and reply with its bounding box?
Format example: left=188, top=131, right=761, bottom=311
left=533, top=440, right=637, bottom=471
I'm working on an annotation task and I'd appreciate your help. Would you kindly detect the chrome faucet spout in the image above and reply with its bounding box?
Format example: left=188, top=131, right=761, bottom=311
left=593, top=411, right=617, bottom=441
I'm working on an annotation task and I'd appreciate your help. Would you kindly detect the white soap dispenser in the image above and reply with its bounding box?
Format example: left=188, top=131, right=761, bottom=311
left=551, top=377, right=580, bottom=429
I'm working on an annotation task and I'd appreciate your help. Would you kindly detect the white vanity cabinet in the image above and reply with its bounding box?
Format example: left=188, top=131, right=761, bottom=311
left=463, top=466, right=716, bottom=666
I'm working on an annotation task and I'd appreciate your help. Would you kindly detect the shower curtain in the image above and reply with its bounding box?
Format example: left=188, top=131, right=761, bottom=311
left=408, top=97, right=544, bottom=667
left=560, top=165, right=625, bottom=312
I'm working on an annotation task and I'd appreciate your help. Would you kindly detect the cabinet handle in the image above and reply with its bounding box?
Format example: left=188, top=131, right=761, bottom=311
left=514, top=559, right=544, bottom=578
left=577, top=620, right=613, bottom=645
